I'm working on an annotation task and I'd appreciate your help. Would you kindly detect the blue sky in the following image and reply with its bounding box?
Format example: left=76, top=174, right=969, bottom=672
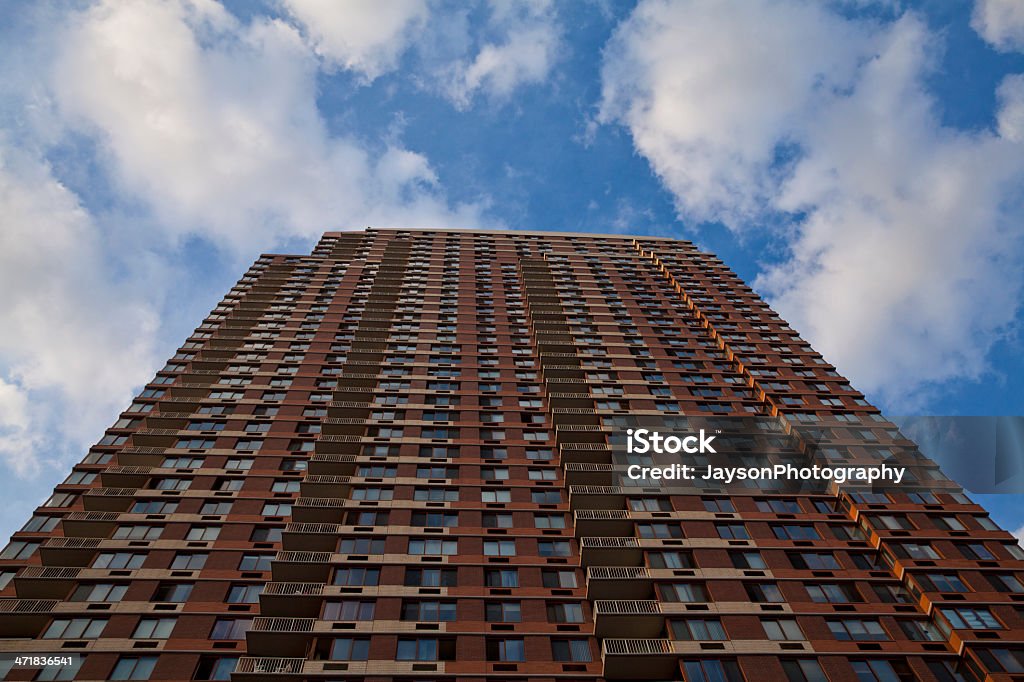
left=0, top=0, right=1022, bottom=542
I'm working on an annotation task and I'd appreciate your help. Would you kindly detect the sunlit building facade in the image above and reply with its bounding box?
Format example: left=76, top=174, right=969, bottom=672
left=0, top=228, right=1021, bottom=681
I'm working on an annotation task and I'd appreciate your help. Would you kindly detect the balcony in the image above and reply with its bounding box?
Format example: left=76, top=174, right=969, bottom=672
left=291, top=498, right=349, bottom=524
left=259, top=582, right=325, bottom=618
left=38, top=537, right=102, bottom=565
left=282, top=523, right=343, bottom=552
left=602, top=639, right=676, bottom=680
left=82, top=488, right=138, bottom=512
left=13, top=567, right=83, bottom=599
left=574, top=510, right=632, bottom=537
left=586, top=566, right=652, bottom=600
left=270, top=551, right=333, bottom=583
left=593, top=600, right=663, bottom=638
left=99, top=466, right=153, bottom=488
left=579, top=536, right=643, bottom=567
left=61, top=511, right=121, bottom=538
left=307, top=454, right=357, bottom=476
left=563, top=463, right=614, bottom=486
left=558, top=443, right=613, bottom=465
left=247, top=618, right=314, bottom=657
left=299, top=476, right=352, bottom=499
left=568, top=485, right=627, bottom=510
left=0, top=599, right=57, bottom=637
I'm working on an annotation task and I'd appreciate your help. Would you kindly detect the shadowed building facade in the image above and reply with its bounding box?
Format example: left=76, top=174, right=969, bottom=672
left=0, top=228, right=1021, bottom=681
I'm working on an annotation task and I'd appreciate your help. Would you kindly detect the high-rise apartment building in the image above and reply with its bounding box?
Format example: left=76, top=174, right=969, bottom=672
left=0, top=228, right=1021, bottom=682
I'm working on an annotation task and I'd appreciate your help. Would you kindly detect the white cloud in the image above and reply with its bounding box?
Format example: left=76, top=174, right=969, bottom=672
left=598, top=0, right=873, bottom=226
left=998, top=73, right=1024, bottom=142
left=281, top=0, right=428, bottom=80
left=277, top=0, right=563, bottom=109
left=0, top=0, right=494, bottom=542
left=0, top=142, right=161, bottom=478
left=1014, top=524, right=1024, bottom=547
left=972, top=0, right=1024, bottom=53
left=440, top=0, right=562, bottom=109
left=600, top=1, right=1024, bottom=408
left=52, top=0, right=486, bottom=253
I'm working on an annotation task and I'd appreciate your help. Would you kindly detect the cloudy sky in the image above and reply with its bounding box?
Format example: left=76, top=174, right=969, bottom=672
left=0, top=0, right=1023, bottom=542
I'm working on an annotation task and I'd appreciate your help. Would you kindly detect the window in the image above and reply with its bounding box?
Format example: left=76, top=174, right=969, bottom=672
left=93, top=552, right=145, bottom=569
left=763, top=619, right=804, bottom=641
left=485, top=569, right=518, bottom=588
left=210, top=619, right=252, bottom=639
left=171, top=553, right=208, bottom=570
left=682, top=659, right=743, bottom=682
left=271, top=480, right=300, bottom=493
left=133, top=618, right=177, bottom=639
left=781, top=659, right=827, bottom=682
left=330, top=638, right=369, bottom=661
left=480, top=489, right=509, bottom=503
left=660, top=583, right=707, bottom=603
left=542, top=570, right=577, bottom=588
left=898, top=619, right=943, bottom=641
left=153, top=583, right=193, bottom=603
left=892, top=542, right=939, bottom=560
left=226, top=584, right=263, bottom=603
left=988, top=574, right=1024, bottom=593
left=338, top=538, right=385, bottom=554
left=789, top=552, right=840, bottom=570
left=940, top=607, right=1002, bottom=630
left=485, top=601, right=521, bottom=622
left=974, top=648, right=1024, bottom=674
left=44, top=617, right=107, bottom=639
left=551, top=639, right=592, bottom=662
left=959, top=543, right=995, bottom=560
left=730, top=551, right=766, bottom=569
left=828, top=618, right=889, bottom=641
left=396, top=638, right=455, bottom=661
left=186, top=526, right=220, bottom=541
left=807, top=583, right=860, bottom=603
left=194, top=656, right=238, bottom=681
left=239, top=554, right=272, bottom=571
left=111, top=656, right=158, bottom=680
left=334, top=567, right=380, bottom=586
left=324, top=600, right=376, bottom=621
left=261, top=502, right=292, bottom=516
left=36, top=655, right=84, bottom=680
left=404, top=568, right=455, bottom=587
left=918, top=573, right=969, bottom=593
left=849, top=660, right=914, bottom=681
left=547, top=602, right=585, bottom=623
left=402, top=601, right=456, bottom=622
left=538, top=540, right=571, bottom=557
left=671, top=618, right=726, bottom=640
left=410, top=539, right=458, bottom=555
left=250, top=527, right=283, bottom=542
left=487, top=638, right=525, bottom=662
left=757, top=499, right=801, bottom=513
left=482, top=513, right=513, bottom=528
left=200, top=501, right=231, bottom=515
left=717, top=524, right=749, bottom=540
left=22, top=515, right=60, bottom=533
left=747, top=583, right=784, bottom=603
left=702, top=498, right=735, bottom=512
left=483, top=540, right=516, bottom=557
left=43, top=492, right=77, bottom=507
left=0, top=540, right=41, bottom=562
left=72, top=583, right=128, bottom=602
left=773, top=525, right=820, bottom=540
